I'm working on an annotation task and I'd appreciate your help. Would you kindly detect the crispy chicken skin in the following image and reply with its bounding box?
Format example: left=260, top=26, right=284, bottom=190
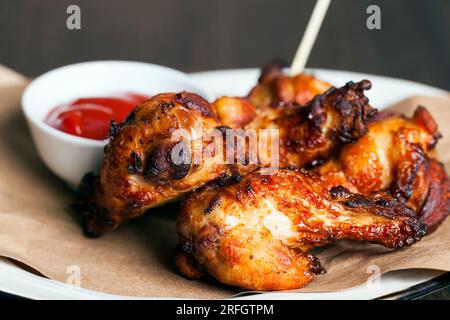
left=315, top=106, right=449, bottom=230
left=175, top=105, right=450, bottom=290
left=210, top=97, right=257, bottom=129
left=75, top=80, right=376, bottom=236
left=175, top=169, right=426, bottom=290
left=212, top=80, right=376, bottom=169
left=75, top=92, right=229, bottom=236
left=419, top=159, right=450, bottom=231
left=248, top=61, right=332, bottom=107
left=211, top=61, right=332, bottom=129
left=245, top=80, right=376, bottom=168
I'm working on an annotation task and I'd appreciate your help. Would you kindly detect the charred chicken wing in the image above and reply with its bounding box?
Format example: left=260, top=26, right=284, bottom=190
left=315, top=106, right=449, bottom=230
left=175, top=169, right=426, bottom=290
left=75, top=92, right=228, bottom=236
left=212, top=80, right=376, bottom=169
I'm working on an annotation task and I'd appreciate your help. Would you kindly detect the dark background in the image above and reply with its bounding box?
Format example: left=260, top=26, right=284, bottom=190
left=0, top=0, right=449, bottom=300
left=0, top=0, right=449, bottom=89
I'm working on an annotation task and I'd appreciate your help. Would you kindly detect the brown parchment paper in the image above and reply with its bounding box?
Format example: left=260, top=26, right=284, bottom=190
left=0, top=65, right=449, bottom=298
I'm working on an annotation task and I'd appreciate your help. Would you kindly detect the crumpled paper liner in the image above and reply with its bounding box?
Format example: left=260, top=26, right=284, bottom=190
left=0, top=65, right=449, bottom=298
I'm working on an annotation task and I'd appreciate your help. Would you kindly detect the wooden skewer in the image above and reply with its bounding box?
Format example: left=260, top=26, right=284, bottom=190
left=290, top=0, right=331, bottom=75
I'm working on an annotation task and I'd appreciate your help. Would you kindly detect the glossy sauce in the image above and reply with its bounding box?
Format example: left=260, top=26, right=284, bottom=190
left=45, top=93, right=149, bottom=140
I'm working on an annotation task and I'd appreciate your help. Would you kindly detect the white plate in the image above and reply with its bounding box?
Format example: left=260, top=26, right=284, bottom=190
left=0, top=68, right=447, bottom=300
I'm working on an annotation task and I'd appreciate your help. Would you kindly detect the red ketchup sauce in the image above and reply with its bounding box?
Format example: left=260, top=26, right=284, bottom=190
left=45, top=93, right=150, bottom=140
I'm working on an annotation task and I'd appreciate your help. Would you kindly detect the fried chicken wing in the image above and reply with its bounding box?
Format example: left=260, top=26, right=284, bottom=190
left=75, top=92, right=229, bottom=236
left=75, top=80, right=376, bottom=236
left=175, top=105, right=450, bottom=290
left=211, top=62, right=332, bottom=129
left=175, top=169, right=426, bottom=290
left=315, top=106, right=449, bottom=230
left=212, top=80, right=376, bottom=169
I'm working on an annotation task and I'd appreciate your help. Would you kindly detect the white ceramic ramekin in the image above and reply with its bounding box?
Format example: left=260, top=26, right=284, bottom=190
left=21, top=61, right=212, bottom=188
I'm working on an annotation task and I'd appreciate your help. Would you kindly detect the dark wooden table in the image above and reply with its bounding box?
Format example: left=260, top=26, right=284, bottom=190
left=0, top=0, right=449, bottom=300
left=1, top=0, right=449, bottom=89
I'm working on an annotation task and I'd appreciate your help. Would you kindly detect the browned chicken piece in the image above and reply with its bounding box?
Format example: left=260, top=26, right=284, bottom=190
left=175, top=169, right=426, bottom=290
left=212, top=80, right=376, bottom=169
left=212, top=63, right=332, bottom=129
left=210, top=97, right=257, bottom=129
left=315, top=106, right=449, bottom=230
left=75, top=80, right=376, bottom=236
left=175, top=105, right=450, bottom=290
left=75, top=92, right=229, bottom=237
left=248, top=61, right=332, bottom=107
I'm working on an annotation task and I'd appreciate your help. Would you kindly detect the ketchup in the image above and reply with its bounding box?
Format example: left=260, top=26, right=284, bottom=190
left=45, top=93, right=150, bottom=140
